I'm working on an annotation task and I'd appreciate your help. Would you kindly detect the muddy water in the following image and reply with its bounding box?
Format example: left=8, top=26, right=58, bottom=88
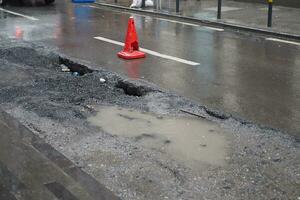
left=88, top=106, right=231, bottom=170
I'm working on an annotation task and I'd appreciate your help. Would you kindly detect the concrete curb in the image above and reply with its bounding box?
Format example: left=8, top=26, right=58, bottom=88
left=0, top=109, right=120, bottom=200
left=94, top=2, right=300, bottom=41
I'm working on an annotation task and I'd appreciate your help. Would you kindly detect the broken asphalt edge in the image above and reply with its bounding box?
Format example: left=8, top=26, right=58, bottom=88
left=1, top=42, right=299, bottom=199
left=0, top=40, right=297, bottom=139
left=93, top=2, right=300, bottom=41
left=58, top=54, right=299, bottom=141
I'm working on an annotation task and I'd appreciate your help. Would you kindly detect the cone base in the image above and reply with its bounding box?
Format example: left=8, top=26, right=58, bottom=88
left=117, top=50, right=146, bottom=60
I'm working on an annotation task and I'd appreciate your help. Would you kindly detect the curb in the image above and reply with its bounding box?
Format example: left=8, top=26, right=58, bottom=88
left=0, top=109, right=120, bottom=200
left=94, top=2, right=300, bottom=41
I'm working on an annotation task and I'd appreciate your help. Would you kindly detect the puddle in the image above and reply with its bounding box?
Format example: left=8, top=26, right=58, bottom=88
left=88, top=106, right=231, bottom=170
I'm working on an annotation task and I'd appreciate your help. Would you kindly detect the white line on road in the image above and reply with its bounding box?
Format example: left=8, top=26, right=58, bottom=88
left=156, top=18, right=224, bottom=31
left=155, top=17, right=199, bottom=27
left=0, top=8, right=39, bottom=21
left=88, top=5, right=223, bottom=31
left=94, top=36, right=124, bottom=46
left=203, top=26, right=224, bottom=31
left=94, top=36, right=200, bottom=66
left=89, top=5, right=198, bottom=26
left=266, top=38, right=300, bottom=46
left=154, top=17, right=225, bottom=31
left=89, top=5, right=106, bottom=10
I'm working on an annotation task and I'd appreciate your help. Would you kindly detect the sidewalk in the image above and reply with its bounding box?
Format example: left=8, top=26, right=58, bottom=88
left=96, top=0, right=300, bottom=36
left=0, top=109, right=119, bottom=200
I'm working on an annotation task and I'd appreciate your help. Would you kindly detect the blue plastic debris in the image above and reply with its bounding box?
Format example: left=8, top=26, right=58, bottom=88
left=72, top=72, right=80, bottom=76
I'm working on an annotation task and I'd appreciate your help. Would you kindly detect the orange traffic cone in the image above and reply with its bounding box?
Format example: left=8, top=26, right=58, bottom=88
left=117, top=17, right=146, bottom=60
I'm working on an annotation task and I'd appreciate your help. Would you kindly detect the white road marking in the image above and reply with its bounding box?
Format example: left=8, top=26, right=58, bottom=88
left=0, top=8, right=39, bottom=21
left=89, top=5, right=103, bottom=9
left=154, top=17, right=224, bottom=31
left=155, top=17, right=199, bottom=27
left=266, top=38, right=300, bottom=46
left=94, top=36, right=124, bottom=46
left=88, top=5, right=223, bottom=31
left=203, top=26, right=224, bottom=31
left=94, top=36, right=200, bottom=66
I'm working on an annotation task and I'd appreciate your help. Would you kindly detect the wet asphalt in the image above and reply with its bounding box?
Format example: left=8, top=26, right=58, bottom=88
left=0, top=43, right=298, bottom=200
left=0, top=2, right=300, bottom=199
left=0, top=0, right=299, bottom=137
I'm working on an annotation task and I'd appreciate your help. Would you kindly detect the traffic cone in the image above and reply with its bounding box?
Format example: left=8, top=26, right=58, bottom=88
left=117, top=17, right=146, bottom=60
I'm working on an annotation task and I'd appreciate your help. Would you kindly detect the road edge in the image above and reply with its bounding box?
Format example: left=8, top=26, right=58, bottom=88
left=93, top=2, right=300, bottom=41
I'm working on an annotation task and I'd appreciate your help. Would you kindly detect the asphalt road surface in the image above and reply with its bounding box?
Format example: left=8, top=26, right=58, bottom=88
left=0, top=0, right=299, bottom=137
left=0, top=42, right=298, bottom=200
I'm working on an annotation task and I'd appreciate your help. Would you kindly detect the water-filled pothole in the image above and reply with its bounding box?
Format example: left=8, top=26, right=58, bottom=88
left=88, top=106, right=231, bottom=170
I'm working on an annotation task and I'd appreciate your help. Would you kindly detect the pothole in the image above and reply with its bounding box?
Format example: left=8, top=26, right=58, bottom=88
left=59, top=57, right=93, bottom=76
left=88, top=106, right=231, bottom=171
left=115, top=80, right=149, bottom=97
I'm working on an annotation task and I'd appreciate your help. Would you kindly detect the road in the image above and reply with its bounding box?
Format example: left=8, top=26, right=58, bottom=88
left=0, top=0, right=299, bottom=137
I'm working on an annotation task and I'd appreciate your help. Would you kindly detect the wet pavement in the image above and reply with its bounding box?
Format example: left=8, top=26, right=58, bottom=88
left=1, top=0, right=299, bottom=137
left=97, top=0, right=300, bottom=35
left=0, top=41, right=299, bottom=199
left=0, top=0, right=299, bottom=197
left=0, top=109, right=119, bottom=200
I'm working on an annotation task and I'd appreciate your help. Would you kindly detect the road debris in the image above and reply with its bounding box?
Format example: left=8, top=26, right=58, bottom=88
left=180, top=109, right=206, bottom=119
left=99, top=78, right=106, bottom=83
left=72, top=71, right=80, bottom=76
left=61, top=64, right=70, bottom=72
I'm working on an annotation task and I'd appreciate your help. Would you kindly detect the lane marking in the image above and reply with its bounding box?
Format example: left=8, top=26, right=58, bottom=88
left=94, top=36, right=200, bottom=66
left=0, top=8, right=39, bottom=21
left=155, top=17, right=199, bottom=27
left=203, top=26, right=224, bottom=31
left=266, top=38, right=300, bottom=46
left=88, top=5, right=223, bottom=31
left=94, top=36, right=124, bottom=46
left=89, top=5, right=104, bottom=9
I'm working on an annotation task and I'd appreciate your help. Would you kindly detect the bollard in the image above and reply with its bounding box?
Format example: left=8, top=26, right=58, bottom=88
left=176, top=0, right=179, bottom=13
left=141, top=0, right=145, bottom=8
left=217, top=0, right=222, bottom=19
left=267, top=0, right=273, bottom=27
